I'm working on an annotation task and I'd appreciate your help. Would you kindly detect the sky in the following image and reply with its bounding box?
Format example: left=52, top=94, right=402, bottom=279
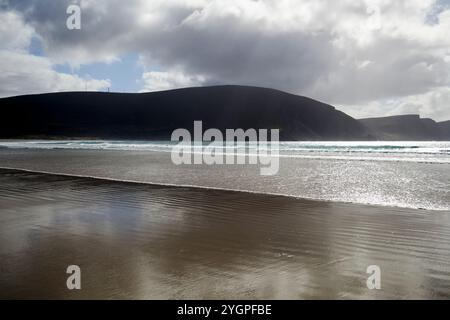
left=1, top=0, right=450, bottom=121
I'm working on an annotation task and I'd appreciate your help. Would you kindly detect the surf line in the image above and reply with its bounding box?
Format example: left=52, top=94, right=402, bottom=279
left=170, top=120, right=280, bottom=176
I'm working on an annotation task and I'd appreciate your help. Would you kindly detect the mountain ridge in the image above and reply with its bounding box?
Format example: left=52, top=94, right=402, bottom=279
left=0, top=85, right=371, bottom=140
left=0, top=85, right=448, bottom=141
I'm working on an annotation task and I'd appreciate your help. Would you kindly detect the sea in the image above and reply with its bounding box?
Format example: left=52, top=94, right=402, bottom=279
left=1, top=140, right=450, bottom=298
left=0, top=140, right=449, bottom=211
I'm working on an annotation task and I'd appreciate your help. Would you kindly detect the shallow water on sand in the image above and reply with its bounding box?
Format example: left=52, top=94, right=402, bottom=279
left=1, top=169, right=450, bottom=299
left=0, top=148, right=449, bottom=210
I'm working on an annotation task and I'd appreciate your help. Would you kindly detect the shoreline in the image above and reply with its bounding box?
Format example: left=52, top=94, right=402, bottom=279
left=0, top=166, right=445, bottom=213
left=0, top=148, right=449, bottom=211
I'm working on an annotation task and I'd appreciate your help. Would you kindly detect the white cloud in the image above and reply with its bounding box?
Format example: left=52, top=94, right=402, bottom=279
left=140, top=69, right=205, bottom=92
left=341, top=87, right=450, bottom=121
left=0, top=51, right=110, bottom=97
left=0, top=11, right=34, bottom=51
left=0, top=9, right=110, bottom=97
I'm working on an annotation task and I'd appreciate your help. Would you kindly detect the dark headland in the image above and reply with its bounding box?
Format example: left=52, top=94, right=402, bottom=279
left=360, top=114, right=450, bottom=141
left=0, top=85, right=449, bottom=140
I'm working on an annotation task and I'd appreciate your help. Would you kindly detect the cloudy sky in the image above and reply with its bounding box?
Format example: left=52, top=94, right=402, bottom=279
left=1, top=0, right=450, bottom=120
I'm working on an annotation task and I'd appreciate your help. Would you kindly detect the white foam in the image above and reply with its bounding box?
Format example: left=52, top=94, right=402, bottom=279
left=1, top=140, right=450, bottom=164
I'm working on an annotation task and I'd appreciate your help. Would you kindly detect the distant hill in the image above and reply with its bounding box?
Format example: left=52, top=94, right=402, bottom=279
left=0, top=85, right=372, bottom=140
left=439, top=120, right=450, bottom=139
left=360, top=114, right=450, bottom=141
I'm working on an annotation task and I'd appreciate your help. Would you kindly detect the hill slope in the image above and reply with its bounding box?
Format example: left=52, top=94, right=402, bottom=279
left=0, top=85, right=371, bottom=140
left=439, top=120, right=450, bottom=139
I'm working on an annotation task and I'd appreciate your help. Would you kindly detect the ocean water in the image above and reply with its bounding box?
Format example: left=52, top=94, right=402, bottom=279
left=1, top=140, right=450, bottom=164
left=0, top=140, right=449, bottom=211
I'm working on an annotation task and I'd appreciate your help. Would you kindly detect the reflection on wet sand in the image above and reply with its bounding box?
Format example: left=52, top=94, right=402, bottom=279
left=0, top=169, right=450, bottom=299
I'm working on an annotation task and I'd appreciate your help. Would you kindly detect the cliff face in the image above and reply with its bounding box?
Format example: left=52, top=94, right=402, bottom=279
left=0, top=85, right=371, bottom=140
left=359, top=115, right=450, bottom=141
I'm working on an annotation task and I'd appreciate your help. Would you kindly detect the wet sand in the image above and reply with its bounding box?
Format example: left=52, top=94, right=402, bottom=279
left=1, top=168, right=450, bottom=299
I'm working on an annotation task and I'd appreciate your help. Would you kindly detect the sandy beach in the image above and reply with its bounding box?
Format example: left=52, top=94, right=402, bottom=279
left=1, top=167, right=450, bottom=299
left=2, top=0, right=450, bottom=305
